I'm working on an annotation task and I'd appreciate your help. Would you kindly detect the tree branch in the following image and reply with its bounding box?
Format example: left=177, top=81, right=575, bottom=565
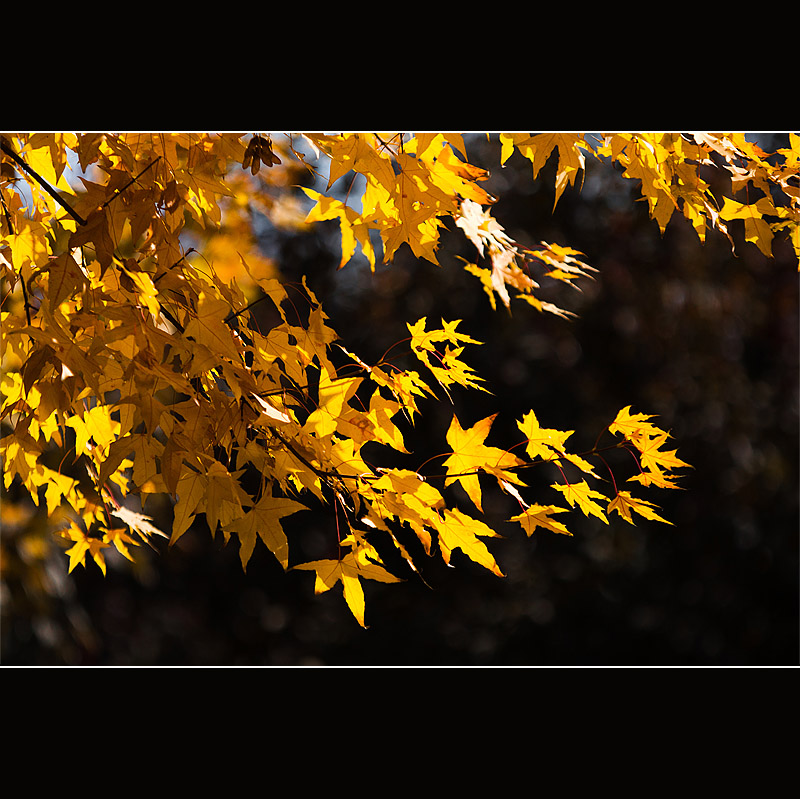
left=0, top=139, right=87, bottom=226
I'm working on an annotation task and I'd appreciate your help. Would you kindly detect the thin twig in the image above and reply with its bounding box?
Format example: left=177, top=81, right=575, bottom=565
left=0, top=139, right=87, bottom=226
left=101, top=157, right=161, bottom=210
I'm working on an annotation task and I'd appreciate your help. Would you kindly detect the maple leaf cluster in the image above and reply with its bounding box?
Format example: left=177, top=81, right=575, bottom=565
left=500, top=132, right=800, bottom=265
left=1, top=132, right=795, bottom=628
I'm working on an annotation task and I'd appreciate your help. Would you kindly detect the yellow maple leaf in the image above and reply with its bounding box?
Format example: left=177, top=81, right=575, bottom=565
left=204, top=461, right=249, bottom=536
left=372, top=469, right=444, bottom=513
left=183, top=290, right=243, bottom=368
left=306, top=134, right=456, bottom=267
left=60, top=521, right=111, bottom=575
left=510, top=504, right=572, bottom=536
left=124, top=266, right=160, bottom=321
left=301, top=188, right=375, bottom=269
left=370, top=469, right=444, bottom=553
left=34, top=251, right=86, bottom=310
left=362, top=392, right=409, bottom=453
left=551, top=480, right=609, bottom=524
left=415, top=137, right=493, bottom=206
left=608, top=405, right=663, bottom=445
left=102, top=526, right=140, bottom=562
left=407, top=317, right=487, bottom=395
left=170, top=470, right=208, bottom=545
left=517, top=410, right=574, bottom=461
left=719, top=196, right=776, bottom=257
left=316, top=133, right=396, bottom=193
left=501, top=133, right=588, bottom=208
left=407, top=316, right=480, bottom=352
left=224, top=491, right=307, bottom=570
left=303, top=372, right=361, bottom=440
left=295, top=536, right=402, bottom=627
left=443, top=414, right=524, bottom=512
left=607, top=490, right=672, bottom=525
left=433, top=508, right=504, bottom=577
left=635, top=430, right=691, bottom=474
left=65, top=404, right=120, bottom=454
left=367, top=365, right=433, bottom=420
left=40, top=466, right=80, bottom=516
left=386, top=151, right=448, bottom=263
left=627, top=468, right=683, bottom=490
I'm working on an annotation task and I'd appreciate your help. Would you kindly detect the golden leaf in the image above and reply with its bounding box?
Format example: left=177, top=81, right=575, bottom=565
left=433, top=508, right=504, bottom=577
left=295, top=536, right=401, bottom=628
left=443, top=414, right=524, bottom=512
left=510, top=504, right=573, bottom=537
left=551, top=480, right=609, bottom=524
left=607, top=490, right=673, bottom=525
left=225, top=491, right=306, bottom=570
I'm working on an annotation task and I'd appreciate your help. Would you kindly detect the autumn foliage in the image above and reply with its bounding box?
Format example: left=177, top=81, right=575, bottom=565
left=1, top=132, right=797, bottom=627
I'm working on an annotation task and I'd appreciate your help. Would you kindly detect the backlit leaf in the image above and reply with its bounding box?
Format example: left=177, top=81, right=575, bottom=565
left=510, top=504, right=573, bottom=537
left=607, top=490, right=673, bottom=525
left=443, top=414, right=524, bottom=512
left=551, top=480, right=609, bottom=524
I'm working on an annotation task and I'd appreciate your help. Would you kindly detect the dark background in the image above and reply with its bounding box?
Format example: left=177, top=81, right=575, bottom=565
left=3, top=133, right=797, bottom=666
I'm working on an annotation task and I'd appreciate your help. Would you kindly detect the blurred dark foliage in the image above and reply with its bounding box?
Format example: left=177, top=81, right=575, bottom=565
left=3, top=134, right=797, bottom=666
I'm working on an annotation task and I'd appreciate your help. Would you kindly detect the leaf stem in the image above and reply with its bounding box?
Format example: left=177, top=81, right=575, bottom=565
left=593, top=451, right=619, bottom=495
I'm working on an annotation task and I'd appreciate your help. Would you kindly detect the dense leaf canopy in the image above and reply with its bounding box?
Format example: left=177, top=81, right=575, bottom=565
left=1, top=132, right=797, bottom=637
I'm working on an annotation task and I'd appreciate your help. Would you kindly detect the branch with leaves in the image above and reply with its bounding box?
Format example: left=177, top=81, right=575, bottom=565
left=1, top=132, right=796, bottom=627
